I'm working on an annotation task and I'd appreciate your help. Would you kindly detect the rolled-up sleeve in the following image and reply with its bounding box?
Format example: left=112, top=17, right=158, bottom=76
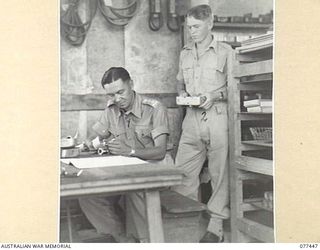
left=151, top=103, right=170, bottom=140
left=92, top=111, right=110, bottom=137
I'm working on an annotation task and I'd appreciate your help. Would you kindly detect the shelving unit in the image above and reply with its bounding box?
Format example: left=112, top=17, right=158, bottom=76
left=227, top=33, right=274, bottom=242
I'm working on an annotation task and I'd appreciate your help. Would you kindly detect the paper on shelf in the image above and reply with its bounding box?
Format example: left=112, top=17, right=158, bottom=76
left=60, top=155, right=147, bottom=169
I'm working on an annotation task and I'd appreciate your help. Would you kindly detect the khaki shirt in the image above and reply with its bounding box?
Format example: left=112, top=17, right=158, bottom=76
left=92, top=93, right=169, bottom=149
left=176, top=36, right=229, bottom=96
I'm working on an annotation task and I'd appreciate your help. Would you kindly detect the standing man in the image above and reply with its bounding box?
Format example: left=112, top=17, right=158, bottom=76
left=173, top=5, right=230, bottom=242
left=79, top=67, right=171, bottom=243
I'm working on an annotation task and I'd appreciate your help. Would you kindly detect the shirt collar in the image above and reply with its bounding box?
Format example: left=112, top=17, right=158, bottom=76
left=106, top=92, right=142, bottom=119
left=125, top=92, right=142, bottom=119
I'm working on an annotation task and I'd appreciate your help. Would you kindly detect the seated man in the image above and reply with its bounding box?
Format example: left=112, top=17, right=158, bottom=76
left=79, top=67, right=172, bottom=243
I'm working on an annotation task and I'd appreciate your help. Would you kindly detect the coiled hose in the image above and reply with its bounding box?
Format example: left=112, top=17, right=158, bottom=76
left=98, top=0, right=139, bottom=26
left=60, top=0, right=98, bottom=46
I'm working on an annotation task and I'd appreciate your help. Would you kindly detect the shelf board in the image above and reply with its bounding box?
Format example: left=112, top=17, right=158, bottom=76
left=239, top=79, right=272, bottom=84
left=237, top=42, right=273, bottom=54
left=250, top=201, right=273, bottom=212
left=235, top=156, right=273, bottom=176
left=242, top=140, right=273, bottom=148
left=237, top=218, right=274, bottom=242
left=239, top=112, right=272, bottom=115
left=213, top=22, right=272, bottom=29
left=233, top=60, right=273, bottom=77
left=243, top=198, right=273, bottom=212
left=238, top=112, right=272, bottom=121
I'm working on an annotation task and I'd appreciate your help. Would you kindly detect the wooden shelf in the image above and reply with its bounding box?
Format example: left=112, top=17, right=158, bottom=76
left=233, top=60, right=273, bottom=77
left=239, top=79, right=272, bottom=85
left=213, top=22, right=272, bottom=29
left=243, top=198, right=273, bottom=212
left=249, top=201, right=273, bottom=212
left=237, top=218, right=274, bottom=242
left=242, top=140, right=273, bottom=148
left=239, top=112, right=272, bottom=115
left=235, top=156, right=273, bottom=176
left=238, top=112, right=272, bottom=121
left=229, top=33, right=274, bottom=243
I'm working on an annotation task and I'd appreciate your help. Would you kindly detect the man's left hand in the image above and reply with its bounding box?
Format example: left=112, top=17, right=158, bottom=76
left=107, top=139, right=132, bottom=156
left=198, top=93, right=214, bottom=110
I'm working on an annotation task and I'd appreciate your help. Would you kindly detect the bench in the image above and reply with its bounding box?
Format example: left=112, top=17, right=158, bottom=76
left=160, top=189, right=208, bottom=243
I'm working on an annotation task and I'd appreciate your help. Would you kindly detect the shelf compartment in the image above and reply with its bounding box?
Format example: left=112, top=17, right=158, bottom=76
left=235, top=156, right=273, bottom=176
left=239, top=73, right=273, bottom=84
left=236, top=49, right=273, bottom=63
left=238, top=112, right=272, bottom=121
left=242, top=140, right=273, bottom=148
left=233, top=60, right=273, bottom=78
left=237, top=217, right=274, bottom=242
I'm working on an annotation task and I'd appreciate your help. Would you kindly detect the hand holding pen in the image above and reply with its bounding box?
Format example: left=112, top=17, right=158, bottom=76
left=107, top=136, right=132, bottom=156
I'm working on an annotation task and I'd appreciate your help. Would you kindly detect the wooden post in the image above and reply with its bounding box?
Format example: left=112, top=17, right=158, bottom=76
left=145, top=190, right=165, bottom=243
left=66, top=200, right=73, bottom=243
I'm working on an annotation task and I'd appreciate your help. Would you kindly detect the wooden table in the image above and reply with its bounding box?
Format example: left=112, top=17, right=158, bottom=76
left=60, top=161, right=183, bottom=243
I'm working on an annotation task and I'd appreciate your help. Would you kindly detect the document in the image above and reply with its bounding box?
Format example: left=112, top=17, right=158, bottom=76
left=60, top=155, right=147, bottom=169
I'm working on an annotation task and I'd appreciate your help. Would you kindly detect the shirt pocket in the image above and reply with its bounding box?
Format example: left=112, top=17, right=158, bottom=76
left=134, top=125, right=153, bottom=147
left=181, top=60, right=194, bottom=85
left=182, top=68, right=193, bottom=85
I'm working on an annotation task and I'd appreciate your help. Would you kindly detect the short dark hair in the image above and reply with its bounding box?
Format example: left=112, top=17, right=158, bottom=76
left=187, top=4, right=212, bottom=21
left=101, top=67, right=131, bottom=88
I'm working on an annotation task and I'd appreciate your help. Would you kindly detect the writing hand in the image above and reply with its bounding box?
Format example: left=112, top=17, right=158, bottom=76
left=107, top=139, right=131, bottom=156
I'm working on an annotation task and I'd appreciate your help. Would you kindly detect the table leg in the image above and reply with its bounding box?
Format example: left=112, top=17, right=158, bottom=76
left=145, top=190, right=164, bottom=243
left=66, top=200, right=73, bottom=243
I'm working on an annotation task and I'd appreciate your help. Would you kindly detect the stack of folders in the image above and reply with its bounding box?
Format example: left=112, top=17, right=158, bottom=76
left=243, top=99, right=272, bottom=113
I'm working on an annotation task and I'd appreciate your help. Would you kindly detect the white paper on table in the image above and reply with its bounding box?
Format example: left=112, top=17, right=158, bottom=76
left=60, top=155, right=148, bottom=169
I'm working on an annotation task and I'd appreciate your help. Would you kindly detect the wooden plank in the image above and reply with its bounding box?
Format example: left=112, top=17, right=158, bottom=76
left=238, top=83, right=270, bottom=91
left=61, top=93, right=178, bottom=111
left=242, top=140, right=273, bottom=148
left=160, top=190, right=207, bottom=213
left=237, top=218, right=274, bottom=242
left=235, top=156, right=273, bottom=176
left=249, top=201, right=273, bottom=212
left=241, top=33, right=273, bottom=46
left=236, top=48, right=272, bottom=63
left=236, top=41, right=273, bottom=54
left=238, top=112, right=272, bottom=121
left=213, top=23, right=271, bottom=29
left=240, top=73, right=272, bottom=82
left=61, top=176, right=182, bottom=198
left=65, top=200, right=74, bottom=243
left=233, top=60, right=273, bottom=77
left=145, top=190, right=164, bottom=242
left=240, top=203, right=259, bottom=212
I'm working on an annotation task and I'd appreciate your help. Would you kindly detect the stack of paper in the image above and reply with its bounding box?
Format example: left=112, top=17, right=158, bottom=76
left=60, top=155, right=148, bottom=169
left=243, top=99, right=272, bottom=113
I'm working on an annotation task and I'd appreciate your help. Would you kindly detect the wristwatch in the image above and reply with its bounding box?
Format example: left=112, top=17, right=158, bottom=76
left=129, top=148, right=136, bottom=156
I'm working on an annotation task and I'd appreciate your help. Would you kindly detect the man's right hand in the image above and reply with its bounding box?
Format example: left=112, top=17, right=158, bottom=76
left=178, top=90, right=189, bottom=97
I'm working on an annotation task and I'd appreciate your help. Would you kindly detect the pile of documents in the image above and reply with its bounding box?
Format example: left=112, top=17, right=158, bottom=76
left=243, top=99, right=272, bottom=113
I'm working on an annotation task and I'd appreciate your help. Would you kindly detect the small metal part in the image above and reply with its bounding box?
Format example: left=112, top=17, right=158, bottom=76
left=98, top=147, right=109, bottom=155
